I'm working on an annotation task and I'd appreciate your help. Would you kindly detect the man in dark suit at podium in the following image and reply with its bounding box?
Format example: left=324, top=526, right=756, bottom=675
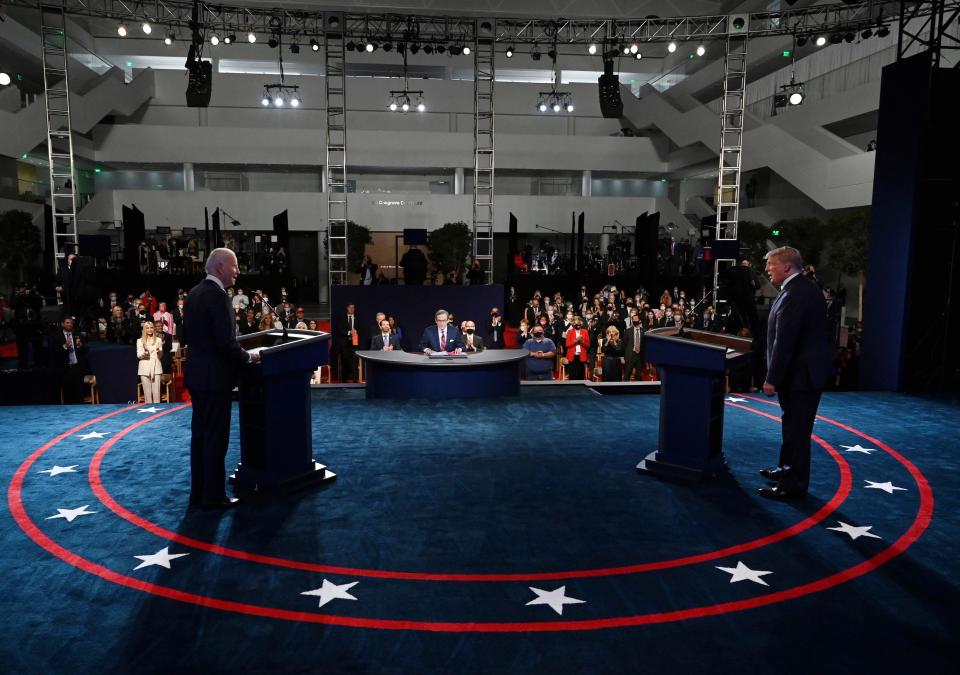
left=760, top=246, right=832, bottom=500
left=420, top=309, right=464, bottom=354
left=184, top=248, right=261, bottom=509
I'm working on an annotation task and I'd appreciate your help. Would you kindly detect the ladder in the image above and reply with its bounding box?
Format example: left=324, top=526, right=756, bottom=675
left=325, top=20, right=349, bottom=290
left=713, top=25, right=749, bottom=293
left=40, top=3, right=79, bottom=271
left=472, top=20, right=495, bottom=284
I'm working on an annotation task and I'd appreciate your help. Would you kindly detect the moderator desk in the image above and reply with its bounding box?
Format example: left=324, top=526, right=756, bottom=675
left=358, top=349, right=528, bottom=399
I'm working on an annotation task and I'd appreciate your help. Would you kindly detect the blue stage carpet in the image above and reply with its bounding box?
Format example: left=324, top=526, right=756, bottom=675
left=1, top=390, right=957, bottom=674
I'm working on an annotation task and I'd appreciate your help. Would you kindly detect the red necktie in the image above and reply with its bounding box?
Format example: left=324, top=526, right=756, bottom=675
left=440, top=330, right=446, bottom=351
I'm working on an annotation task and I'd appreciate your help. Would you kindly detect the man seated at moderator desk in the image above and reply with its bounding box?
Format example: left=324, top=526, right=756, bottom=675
left=420, top=309, right=465, bottom=354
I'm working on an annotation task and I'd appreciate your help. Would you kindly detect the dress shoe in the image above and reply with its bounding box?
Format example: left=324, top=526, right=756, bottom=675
left=200, top=497, right=239, bottom=509
left=758, top=485, right=806, bottom=500
left=759, top=466, right=790, bottom=481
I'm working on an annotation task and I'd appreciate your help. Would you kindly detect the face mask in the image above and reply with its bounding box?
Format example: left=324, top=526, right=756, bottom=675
left=466, top=329, right=475, bottom=335
left=491, top=312, right=499, bottom=317
left=585, top=314, right=593, bottom=320
left=533, top=332, right=544, bottom=339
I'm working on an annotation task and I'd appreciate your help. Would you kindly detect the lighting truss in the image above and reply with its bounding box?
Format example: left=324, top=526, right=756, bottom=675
left=261, top=83, right=300, bottom=107
left=388, top=89, right=424, bottom=112
left=536, top=90, right=573, bottom=113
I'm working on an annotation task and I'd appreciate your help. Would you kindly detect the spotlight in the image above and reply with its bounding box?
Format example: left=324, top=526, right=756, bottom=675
left=548, top=49, right=557, bottom=61
left=829, top=33, right=843, bottom=44
left=796, top=35, right=808, bottom=47
left=401, top=101, right=410, bottom=112
left=248, top=32, right=257, bottom=43
left=538, top=102, right=547, bottom=112
left=0, top=72, right=10, bottom=86
left=346, top=41, right=355, bottom=51
left=365, top=41, right=375, bottom=52
left=141, top=22, right=152, bottom=35
left=117, top=23, right=127, bottom=37
left=410, top=43, right=420, bottom=54
left=210, top=34, right=220, bottom=46
left=552, top=102, right=561, bottom=112
left=418, top=102, right=425, bottom=112
left=268, top=38, right=279, bottom=48
left=789, top=91, right=804, bottom=105
left=877, top=24, right=890, bottom=38
left=328, top=15, right=340, bottom=29
left=450, top=45, right=462, bottom=55
left=588, top=43, right=597, bottom=55
left=424, top=44, right=433, bottom=54
left=274, top=95, right=284, bottom=106
left=566, top=103, right=574, bottom=112
left=622, top=45, right=630, bottom=55
left=861, top=28, right=872, bottom=39
left=667, top=41, right=677, bottom=53
left=383, top=41, right=393, bottom=52
left=262, top=95, right=271, bottom=106
left=290, top=96, right=300, bottom=107
left=164, top=32, right=175, bottom=46
left=815, top=35, right=827, bottom=46
left=389, top=102, right=397, bottom=111
left=290, top=43, right=300, bottom=54
left=224, top=34, right=235, bottom=45
left=311, top=39, right=320, bottom=52
left=844, top=32, right=855, bottom=43
left=463, top=46, right=471, bottom=55
left=630, top=43, right=639, bottom=54
left=506, top=45, right=514, bottom=58
left=635, top=52, right=643, bottom=60
left=436, top=44, right=446, bottom=54
left=696, top=44, right=705, bottom=56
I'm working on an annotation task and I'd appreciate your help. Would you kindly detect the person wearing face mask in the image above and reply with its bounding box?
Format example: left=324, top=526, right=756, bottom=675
left=487, top=308, right=504, bottom=349
left=173, top=297, right=186, bottom=337
left=517, top=319, right=531, bottom=343
left=538, top=315, right=557, bottom=342
left=522, top=325, right=556, bottom=380
left=623, top=313, right=645, bottom=382
left=564, top=316, right=590, bottom=380
left=601, top=326, right=624, bottom=382
left=463, top=321, right=485, bottom=352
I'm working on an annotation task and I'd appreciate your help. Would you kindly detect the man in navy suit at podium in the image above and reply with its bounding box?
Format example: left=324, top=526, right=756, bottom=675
left=184, top=248, right=261, bottom=509
left=419, top=309, right=464, bottom=354
left=760, top=246, right=832, bottom=500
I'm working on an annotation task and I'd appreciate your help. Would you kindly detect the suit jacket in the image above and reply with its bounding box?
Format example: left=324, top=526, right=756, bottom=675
left=47, top=328, right=86, bottom=371
left=564, top=327, right=590, bottom=362
left=487, top=321, right=505, bottom=349
left=623, top=324, right=645, bottom=359
left=463, top=334, right=485, bottom=352
left=136, top=337, right=164, bottom=376
left=370, top=333, right=399, bottom=351
left=766, top=275, right=832, bottom=392
left=419, top=325, right=464, bottom=352
left=183, top=278, right=251, bottom=393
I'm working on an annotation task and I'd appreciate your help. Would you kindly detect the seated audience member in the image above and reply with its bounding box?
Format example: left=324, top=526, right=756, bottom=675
left=522, top=325, right=556, bottom=381
left=259, top=314, right=275, bottom=331
left=48, top=315, right=86, bottom=403
left=295, top=320, right=308, bottom=330
left=371, top=319, right=398, bottom=351
left=293, top=307, right=306, bottom=327
left=564, top=316, right=590, bottom=380
left=387, top=316, right=403, bottom=344
left=463, top=321, right=484, bottom=352
left=106, top=305, right=133, bottom=344
left=153, top=319, right=174, bottom=374
left=307, top=320, right=318, bottom=331
left=487, top=308, right=504, bottom=349
left=136, top=321, right=164, bottom=403
left=601, top=326, right=624, bottom=382
left=239, top=309, right=260, bottom=335
left=420, top=309, right=464, bottom=354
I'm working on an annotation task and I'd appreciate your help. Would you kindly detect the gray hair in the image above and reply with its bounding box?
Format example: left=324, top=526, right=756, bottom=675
left=765, top=246, right=803, bottom=272
left=435, top=309, right=448, bottom=319
left=205, top=247, right=236, bottom=274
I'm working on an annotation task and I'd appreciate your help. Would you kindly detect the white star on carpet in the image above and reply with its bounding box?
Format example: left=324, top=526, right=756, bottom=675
left=716, top=561, right=773, bottom=586
left=726, top=397, right=748, bottom=403
left=45, top=505, right=96, bottom=523
left=526, top=586, right=586, bottom=615
left=133, top=546, right=190, bottom=570
left=38, top=465, right=79, bottom=477
left=841, top=444, right=877, bottom=454
left=301, top=579, right=359, bottom=608
left=827, top=521, right=882, bottom=540
left=864, top=480, right=907, bottom=494
left=137, top=407, right=161, bottom=414
left=77, top=431, right=109, bottom=440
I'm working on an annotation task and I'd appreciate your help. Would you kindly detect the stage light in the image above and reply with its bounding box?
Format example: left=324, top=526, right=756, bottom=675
left=366, top=41, right=375, bottom=52
left=418, top=102, right=425, bottom=112
left=274, top=95, right=284, bottom=106
left=411, top=43, right=420, bottom=54
left=877, top=24, right=890, bottom=38
left=622, top=45, right=630, bottom=55
left=538, top=102, right=548, bottom=112
left=290, top=43, right=300, bottom=54
left=630, top=43, right=639, bottom=54
left=531, top=47, right=541, bottom=60
left=210, top=34, right=220, bottom=46
left=829, top=33, right=843, bottom=44
left=588, top=43, right=597, bottom=55
left=635, top=51, right=643, bottom=60
left=861, top=28, right=872, bottom=39
left=844, top=32, right=855, bottom=43
left=164, top=32, right=175, bottom=46
left=328, top=15, right=340, bottom=29
left=450, top=45, right=462, bottom=55
left=346, top=41, right=355, bottom=51
left=552, top=102, right=561, bottom=112
left=0, top=72, right=10, bottom=86
left=311, top=39, right=320, bottom=52
left=268, top=38, right=279, bottom=48
left=248, top=32, right=257, bottom=43
left=796, top=35, right=808, bottom=47
left=667, top=41, right=677, bottom=53
left=566, top=103, right=574, bottom=112
left=224, top=34, right=235, bottom=44
left=401, top=101, right=410, bottom=112
left=262, top=95, right=271, bottom=106
left=383, top=41, right=393, bottom=52
left=789, top=90, right=804, bottom=105
left=436, top=44, right=446, bottom=54
left=816, top=35, right=827, bottom=46
left=389, top=101, right=397, bottom=111
left=290, top=96, right=300, bottom=107
left=505, top=45, right=514, bottom=58
left=117, top=23, right=127, bottom=36
left=141, top=22, right=152, bottom=35
left=696, top=44, right=705, bottom=56
left=463, top=46, right=471, bottom=55
left=424, top=44, right=433, bottom=54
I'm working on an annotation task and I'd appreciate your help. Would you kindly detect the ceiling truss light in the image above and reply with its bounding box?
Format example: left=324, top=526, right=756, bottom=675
left=462, top=45, right=471, bottom=55
left=877, top=24, right=890, bottom=38
left=388, top=89, right=425, bottom=114
left=816, top=35, right=827, bottom=46
left=248, top=32, right=257, bottom=43
left=311, top=38, right=320, bottom=52
left=667, top=41, right=677, bottom=53
left=210, top=33, right=220, bottom=46
left=635, top=51, right=643, bottom=60
left=164, top=32, right=175, bottom=46
left=0, top=72, right=11, bottom=86
left=141, top=22, right=152, bottom=35
left=225, top=34, right=236, bottom=44
left=261, top=84, right=301, bottom=109
left=775, top=78, right=805, bottom=109
left=505, top=45, right=514, bottom=58
left=117, top=23, right=128, bottom=37
left=629, top=43, right=639, bottom=54
left=536, top=90, right=574, bottom=115
left=588, top=43, right=597, bottom=55
left=696, top=44, right=706, bottom=56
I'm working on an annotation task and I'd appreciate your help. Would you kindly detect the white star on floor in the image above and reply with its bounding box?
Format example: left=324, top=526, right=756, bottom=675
left=827, top=521, right=882, bottom=541
left=526, top=586, right=586, bottom=615
left=864, top=480, right=907, bottom=494
left=133, top=546, right=190, bottom=570
left=716, top=561, right=773, bottom=586
left=77, top=431, right=109, bottom=440
left=726, top=397, right=748, bottom=403
left=137, top=407, right=161, bottom=414
left=38, top=465, right=79, bottom=477
left=45, top=505, right=96, bottom=523
left=301, top=579, right=359, bottom=608
left=841, top=444, right=877, bottom=454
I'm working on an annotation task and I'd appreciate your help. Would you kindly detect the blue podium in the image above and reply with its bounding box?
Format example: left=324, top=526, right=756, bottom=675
left=637, top=327, right=752, bottom=480
left=232, top=329, right=335, bottom=494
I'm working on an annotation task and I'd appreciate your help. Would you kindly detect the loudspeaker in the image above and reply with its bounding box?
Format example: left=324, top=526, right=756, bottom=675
left=186, top=59, right=213, bottom=107
left=598, top=60, right=623, bottom=119
left=122, top=204, right=145, bottom=275
left=577, top=212, right=585, bottom=272
left=211, top=208, right=222, bottom=249
left=507, top=212, right=518, bottom=278
left=273, top=210, right=290, bottom=252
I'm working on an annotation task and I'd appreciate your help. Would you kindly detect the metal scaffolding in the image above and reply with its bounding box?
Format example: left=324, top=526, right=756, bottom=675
left=39, top=2, right=79, bottom=271
left=324, top=16, right=349, bottom=290
left=472, top=19, right=495, bottom=284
